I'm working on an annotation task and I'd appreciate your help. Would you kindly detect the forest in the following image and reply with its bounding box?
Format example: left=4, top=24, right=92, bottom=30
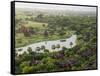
left=15, top=7, right=97, bottom=74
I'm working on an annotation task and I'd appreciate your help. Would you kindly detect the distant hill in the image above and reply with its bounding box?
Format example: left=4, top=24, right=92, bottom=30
left=16, top=7, right=96, bottom=17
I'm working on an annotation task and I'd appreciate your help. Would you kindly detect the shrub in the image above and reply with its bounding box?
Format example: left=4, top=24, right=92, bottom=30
left=70, top=42, right=73, bottom=47
left=18, top=48, right=22, bottom=51
left=27, top=47, right=32, bottom=53
left=44, top=49, right=49, bottom=52
left=56, top=44, right=60, bottom=48
left=41, top=45, right=45, bottom=50
left=51, top=45, right=56, bottom=49
left=36, top=47, right=41, bottom=51
left=61, top=46, right=67, bottom=51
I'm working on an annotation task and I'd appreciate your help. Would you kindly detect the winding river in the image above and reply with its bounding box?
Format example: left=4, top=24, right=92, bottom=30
left=16, top=35, right=77, bottom=55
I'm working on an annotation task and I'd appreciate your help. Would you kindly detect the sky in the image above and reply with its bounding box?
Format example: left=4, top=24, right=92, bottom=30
left=15, top=2, right=96, bottom=12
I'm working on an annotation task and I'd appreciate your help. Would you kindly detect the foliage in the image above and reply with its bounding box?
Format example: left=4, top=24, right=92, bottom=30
left=15, top=9, right=97, bottom=74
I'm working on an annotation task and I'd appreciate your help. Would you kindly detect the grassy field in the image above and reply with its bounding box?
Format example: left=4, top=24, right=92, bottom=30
left=24, top=21, right=48, bottom=29
left=15, top=20, right=75, bottom=48
left=15, top=32, right=73, bottom=48
left=15, top=21, right=47, bottom=48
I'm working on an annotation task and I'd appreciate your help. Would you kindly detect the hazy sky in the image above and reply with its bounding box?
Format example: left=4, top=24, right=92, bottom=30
left=15, top=2, right=96, bottom=12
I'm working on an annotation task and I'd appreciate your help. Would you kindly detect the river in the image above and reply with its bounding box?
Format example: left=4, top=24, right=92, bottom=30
left=16, top=35, right=77, bottom=55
